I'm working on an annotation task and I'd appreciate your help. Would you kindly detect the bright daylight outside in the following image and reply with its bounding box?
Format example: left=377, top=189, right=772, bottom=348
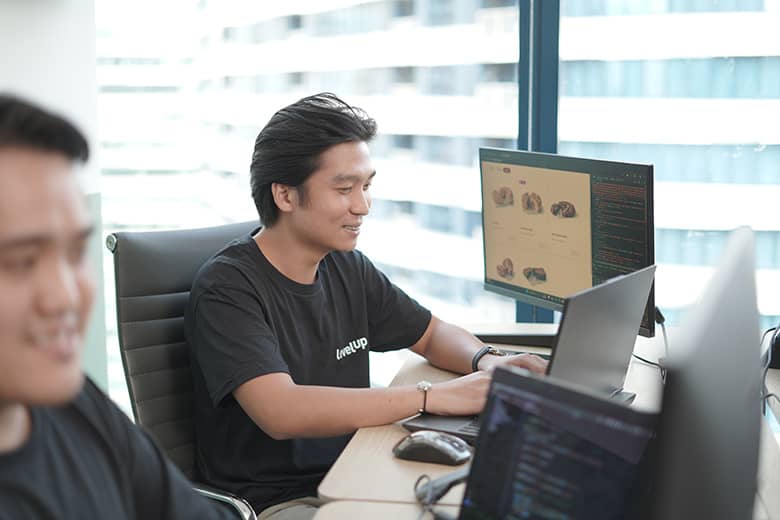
left=95, top=0, right=780, bottom=410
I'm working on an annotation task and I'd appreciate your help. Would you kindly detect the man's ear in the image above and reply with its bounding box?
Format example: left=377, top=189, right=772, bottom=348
left=271, top=183, right=296, bottom=214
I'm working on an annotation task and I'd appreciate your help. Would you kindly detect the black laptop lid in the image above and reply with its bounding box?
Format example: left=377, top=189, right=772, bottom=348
left=547, top=265, right=656, bottom=396
left=459, top=366, right=658, bottom=520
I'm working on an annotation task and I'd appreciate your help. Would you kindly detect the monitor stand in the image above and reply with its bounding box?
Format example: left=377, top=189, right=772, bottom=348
left=471, top=322, right=558, bottom=349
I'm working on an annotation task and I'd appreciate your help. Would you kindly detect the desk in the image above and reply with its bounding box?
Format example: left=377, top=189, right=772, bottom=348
left=317, top=335, right=666, bottom=511
left=314, top=500, right=458, bottom=519
left=757, top=369, right=780, bottom=520
left=767, top=369, right=780, bottom=418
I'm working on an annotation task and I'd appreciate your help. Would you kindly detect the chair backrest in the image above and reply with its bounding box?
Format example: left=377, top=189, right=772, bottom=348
left=107, top=221, right=258, bottom=479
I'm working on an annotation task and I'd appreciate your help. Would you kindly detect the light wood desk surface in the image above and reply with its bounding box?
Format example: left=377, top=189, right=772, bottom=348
left=767, top=369, right=780, bottom=418
left=313, top=500, right=458, bottom=520
left=317, top=335, right=666, bottom=508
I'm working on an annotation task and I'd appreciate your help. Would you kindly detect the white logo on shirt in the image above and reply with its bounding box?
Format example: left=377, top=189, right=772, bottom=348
left=336, top=337, right=368, bottom=361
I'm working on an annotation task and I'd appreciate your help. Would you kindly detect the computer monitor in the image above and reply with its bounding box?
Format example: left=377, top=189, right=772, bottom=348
left=479, top=147, right=655, bottom=336
left=647, top=226, right=761, bottom=520
left=459, top=366, right=658, bottom=520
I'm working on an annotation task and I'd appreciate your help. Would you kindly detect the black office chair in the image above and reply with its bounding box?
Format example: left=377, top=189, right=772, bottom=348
left=106, top=221, right=259, bottom=520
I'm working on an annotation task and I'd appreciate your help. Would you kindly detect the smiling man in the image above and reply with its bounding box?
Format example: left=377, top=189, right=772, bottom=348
left=185, top=93, right=548, bottom=519
left=0, top=94, right=233, bottom=519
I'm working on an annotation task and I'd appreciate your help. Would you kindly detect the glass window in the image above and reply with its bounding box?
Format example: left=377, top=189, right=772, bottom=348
left=96, top=1, right=520, bottom=407
left=393, top=134, right=415, bottom=149
left=559, top=2, right=780, bottom=328
left=424, top=66, right=457, bottom=95
left=288, top=15, right=302, bottom=30
left=394, top=0, right=415, bottom=17
left=427, top=0, right=455, bottom=26
left=482, top=63, right=516, bottom=83
left=483, top=0, right=516, bottom=8
left=288, top=72, right=304, bottom=87
left=561, top=0, right=764, bottom=16
left=393, top=66, right=416, bottom=84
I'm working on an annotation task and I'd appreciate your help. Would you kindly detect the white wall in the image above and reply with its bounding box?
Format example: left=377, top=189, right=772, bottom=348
left=0, top=0, right=107, bottom=389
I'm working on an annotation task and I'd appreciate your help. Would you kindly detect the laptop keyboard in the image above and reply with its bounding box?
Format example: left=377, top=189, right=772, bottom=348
left=500, top=350, right=552, bottom=361
left=458, top=417, right=481, bottom=437
left=454, top=352, right=551, bottom=440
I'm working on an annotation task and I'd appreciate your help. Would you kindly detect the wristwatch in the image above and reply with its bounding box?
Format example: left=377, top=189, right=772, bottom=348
left=416, top=380, right=432, bottom=414
left=472, top=345, right=504, bottom=372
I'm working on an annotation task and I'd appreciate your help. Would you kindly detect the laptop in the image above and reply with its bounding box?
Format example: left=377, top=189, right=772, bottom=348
left=458, top=366, right=658, bottom=520
left=402, top=264, right=656, bottom=443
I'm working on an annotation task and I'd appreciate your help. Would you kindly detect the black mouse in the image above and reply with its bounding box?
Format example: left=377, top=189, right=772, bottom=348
left=392, top=430, right=472, bottom=466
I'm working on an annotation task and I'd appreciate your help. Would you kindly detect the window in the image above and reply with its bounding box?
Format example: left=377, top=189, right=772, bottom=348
left=558, top=2, right=780, bottom=328
left=96, top=1, right=520, bottom=407
left=482, top=63, right=516, bottom=83
left=393, top=134, right=415, bottom=149
left=288, top=72, right=304, bottom=86
left=424, top=66, right=457, bottom=95
left=394, top=0, right=415, bottom=17
left=482, top=0, right=515, bottom=8
left=561, top=58, right=780, bottom=98
left=288, top=15, right=302, bottom=30
left=393, top=66, right=416, bottom=84
left=427, top=0, right=455, bottom=26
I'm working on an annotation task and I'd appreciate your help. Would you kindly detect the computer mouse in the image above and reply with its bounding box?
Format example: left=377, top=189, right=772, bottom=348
left=392, top=430, right=472, bottom=466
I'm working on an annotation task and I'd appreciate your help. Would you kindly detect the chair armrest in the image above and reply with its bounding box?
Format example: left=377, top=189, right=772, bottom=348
left=193, top=483, right=257, bottom=520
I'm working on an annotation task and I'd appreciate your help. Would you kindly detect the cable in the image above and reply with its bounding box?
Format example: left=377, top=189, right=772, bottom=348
left=655, top=306, right=668, bottom=361
left=632, top=353, right=663, bottom=369
left=761, top=326, right=779, bottom=415
left=413, top=471, right=463, bottom=520
left=763, top=326, right=778, bottom=372
left=632, top=352, right=667, bottom=383
left=659, top=320, right=669, bottom=363
left=415, top=475, right=434, bottom=520
left=631, top=306, right=669, bottom=383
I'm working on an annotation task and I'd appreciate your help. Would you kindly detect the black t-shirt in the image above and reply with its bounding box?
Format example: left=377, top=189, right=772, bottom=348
left=0, top=378, right=232, bottom=520
left=185, top=232, right=431, bottom=513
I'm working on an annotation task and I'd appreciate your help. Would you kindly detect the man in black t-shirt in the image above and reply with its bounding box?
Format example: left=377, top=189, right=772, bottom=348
left=0, top=94, right=232, bottom=519
left=186, top=93, right=549, bottom=519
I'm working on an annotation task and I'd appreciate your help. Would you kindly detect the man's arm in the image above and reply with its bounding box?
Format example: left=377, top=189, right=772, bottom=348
left=233, top=369, right=492, bottom=440
left=409, top=315, right=548, bottom=375
left=233, top=317, right=547, bottom=440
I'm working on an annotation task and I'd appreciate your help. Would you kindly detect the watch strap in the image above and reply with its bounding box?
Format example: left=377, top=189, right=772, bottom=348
left=472, top=345, right=502, bottom=372
left=416, top=380, right=432, bottom=414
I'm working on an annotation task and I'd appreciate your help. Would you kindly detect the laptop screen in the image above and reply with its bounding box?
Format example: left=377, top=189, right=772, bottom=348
left=459, top=367, right=657, bottom=520
left=546, top=264, right=656, bottom=397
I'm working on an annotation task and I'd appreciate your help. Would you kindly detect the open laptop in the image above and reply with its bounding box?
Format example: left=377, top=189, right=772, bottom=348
left=402, top=264, right=656, bottom=443
left=458, top=366, right=658, bottom=519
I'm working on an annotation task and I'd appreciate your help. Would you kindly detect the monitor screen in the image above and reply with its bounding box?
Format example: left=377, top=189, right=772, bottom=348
left=479, top=147, right=655, bottom=336
left=459, top=366, right=657, bottom=520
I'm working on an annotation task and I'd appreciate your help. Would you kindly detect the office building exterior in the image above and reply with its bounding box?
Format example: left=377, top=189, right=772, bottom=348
left=96, top=0, right=780, bottom=404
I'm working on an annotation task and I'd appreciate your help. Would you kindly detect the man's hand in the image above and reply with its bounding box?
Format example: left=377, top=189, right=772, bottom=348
left=478, top=352, right=548, bottom=375
left=423, top=370, right=493, bottom=416
left=424, top=352, right=547, bottom=416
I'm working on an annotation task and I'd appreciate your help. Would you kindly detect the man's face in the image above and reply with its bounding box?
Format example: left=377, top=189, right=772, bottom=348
left=287, top=140, right=375, bottom=254
left=0, top=148, right=94, bottom=406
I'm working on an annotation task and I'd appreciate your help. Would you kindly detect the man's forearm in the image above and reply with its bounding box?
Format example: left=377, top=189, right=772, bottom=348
left=235, top=377, right=425, bottom=440
left=413, top=319, right=486, bottom=375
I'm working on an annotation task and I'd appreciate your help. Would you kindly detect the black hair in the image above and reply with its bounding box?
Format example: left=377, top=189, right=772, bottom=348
left=250, top=92, right=377, bottom=227
left=0, top=93, right=89, bottom=162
